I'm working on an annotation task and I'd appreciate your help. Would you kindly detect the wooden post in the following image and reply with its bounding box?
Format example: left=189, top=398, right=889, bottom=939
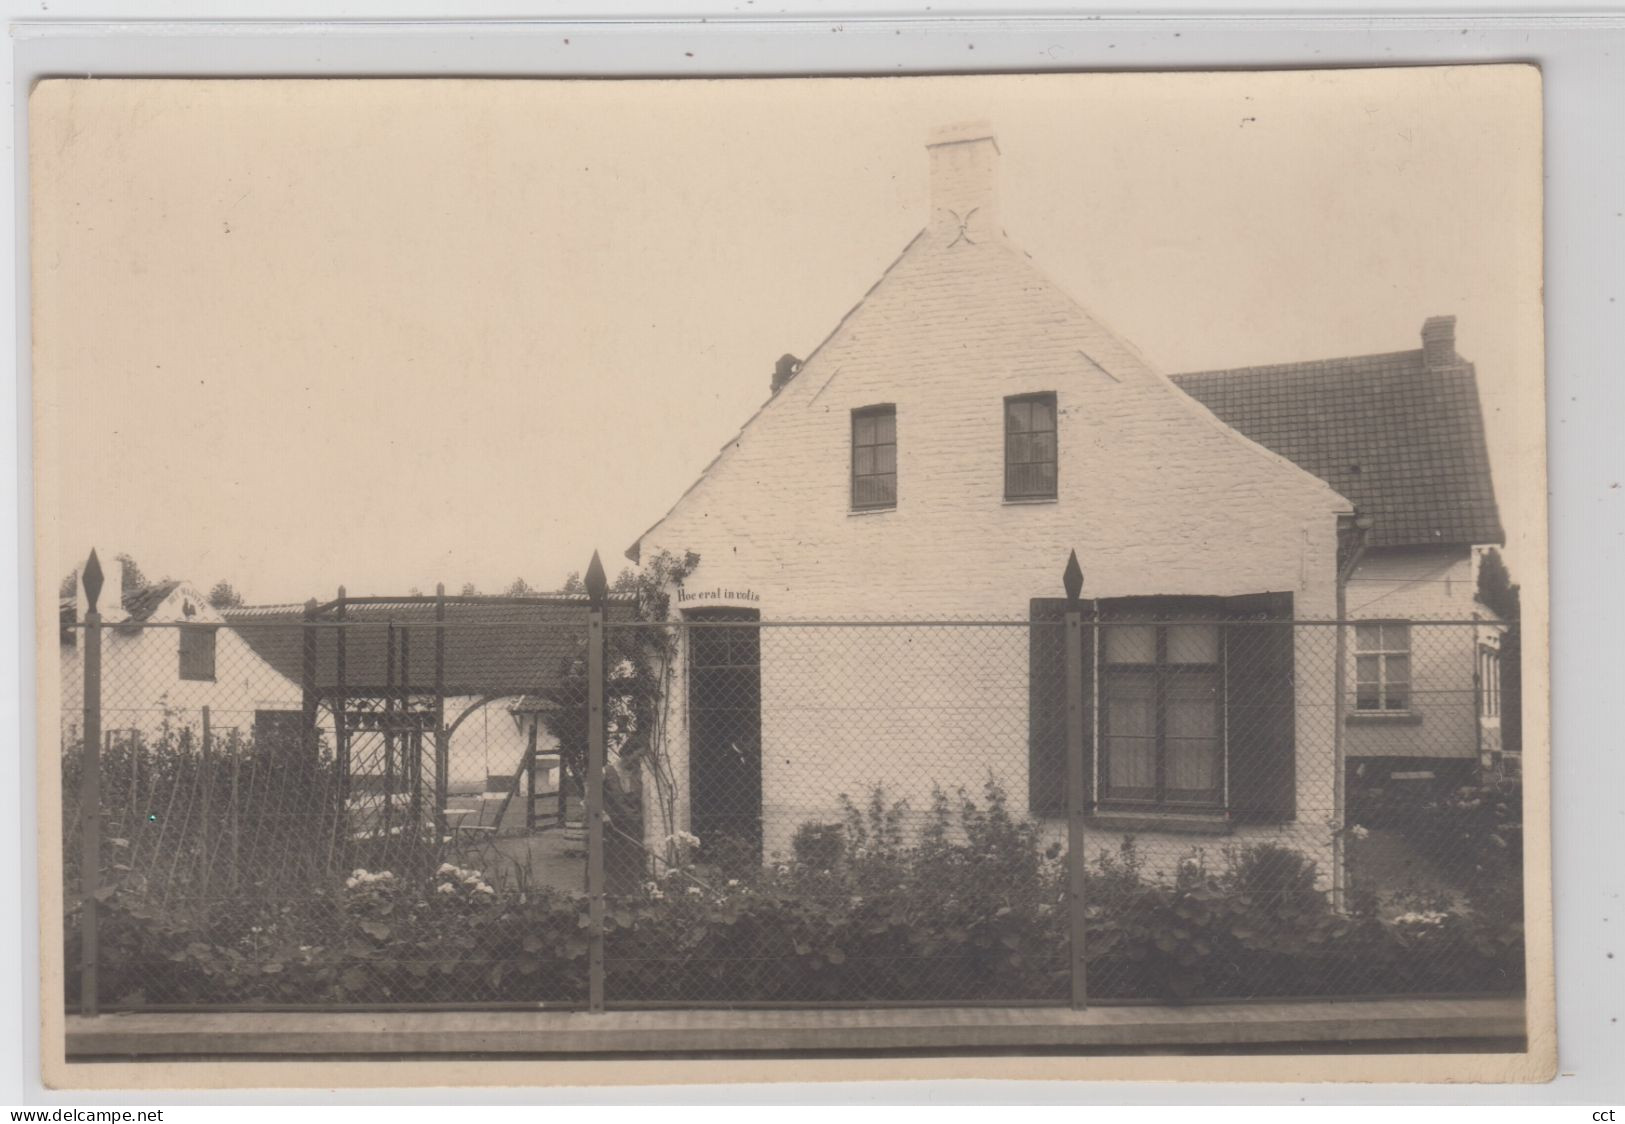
left=335, top=588, right=349, bottom=846
left=229, top=729, right=242, bottom=890
left=434, top=585, right=448, bottom=844
left=200, top=706, right=212, bottom=902
left=1062, top=549, right=1089, bottom=1011
left=301, top=599, right=320, bottom=767
left=384, top=622, right=396, bottom=846
left=402, top=627, right=419, bottom=844
left=79, top=550, right=104, bottom=1017
left=585, top=550, right=609, bottom=1013
left=525, top=722, right=539, bottom=832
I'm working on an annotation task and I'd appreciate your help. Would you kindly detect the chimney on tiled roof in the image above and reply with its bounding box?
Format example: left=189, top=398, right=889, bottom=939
left=927, top=121, right=1001, bottom=244
left=1421, top=315, right=1458, bottom=368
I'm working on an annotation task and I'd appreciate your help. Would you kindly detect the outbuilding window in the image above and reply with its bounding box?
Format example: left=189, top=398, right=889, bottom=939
left=1355, top=622, right=1411, bottom=711
left=851, top=405, right=897, bottom=510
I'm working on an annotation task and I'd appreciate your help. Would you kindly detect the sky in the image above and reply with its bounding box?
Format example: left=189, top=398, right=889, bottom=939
left=31, top=70, right=1544, bottom=606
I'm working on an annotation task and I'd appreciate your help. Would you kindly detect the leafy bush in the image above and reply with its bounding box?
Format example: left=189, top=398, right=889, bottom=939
left=66, top=779, right=1525, bottom=1010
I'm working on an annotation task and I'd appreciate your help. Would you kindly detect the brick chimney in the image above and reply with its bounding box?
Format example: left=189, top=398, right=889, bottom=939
left=1421, top=315, right=1457, bottom=368
left=927, top=121, right=1001, bottom=244
left=770, top=353, right=802, bottom=395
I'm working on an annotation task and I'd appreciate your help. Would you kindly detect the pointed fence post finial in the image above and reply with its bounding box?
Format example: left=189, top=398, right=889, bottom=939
left=82, top=549, right=104, bottom=613
left=584, top=550, right=609, bottom=607
left=1063, top=550, right=1084, bottom=605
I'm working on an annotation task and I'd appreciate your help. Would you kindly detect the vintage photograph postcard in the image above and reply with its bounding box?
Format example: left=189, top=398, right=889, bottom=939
left=30, top=68, right=1551, bottom=1088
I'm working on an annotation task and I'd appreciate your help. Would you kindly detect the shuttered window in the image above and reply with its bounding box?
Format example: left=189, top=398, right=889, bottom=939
left=178, top=625, right=217, bottom=682
left=1028, top=593, right=1295, bottom=821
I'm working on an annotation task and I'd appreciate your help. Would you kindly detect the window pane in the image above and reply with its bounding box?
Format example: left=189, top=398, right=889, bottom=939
left=854, top=415, right=875, bottom=445
left=1006, top=400, right=1031, bottom=433
left=1032, top=431, right=1056, bottom=463
left=1032, top=461, right=1056, bottom=496
left=872, top=474, right=896, bottom=506
left=1166, top=623, right=1218, bottom=665
left=874, top=411, right=895, bottom=444
left=1031, top=397, right=1055, bottom=431
left=1356, top=683, right=1380, bottom=710
left=1355, top=624, right=1382, bottom=651
left=1166, top=738, right=1219, bottom=796
left=1107, top=739, right=1156, bottom=791
left=875, top=444, right=896, bottom=474
left=1355, top=655, right=1379, bottom=683
left=1104, top=670, right=1154, bottom=732
left=1104, top=623, right=1156, bottom=664
left=1167, top=678, right=1219, bottom=738
left=1386, top=654, right=1410, bottom=686
left=1383, top=623, right=1410, bottom=650
left=1008, top=433, right=1033, bottom=464
left=1385, top=684, right=1410, bottom=711
left=854, top=446, right=875, bottom=476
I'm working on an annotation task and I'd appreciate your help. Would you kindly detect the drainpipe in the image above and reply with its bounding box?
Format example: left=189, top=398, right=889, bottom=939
left=1332, top=512, right=1374, bottom=912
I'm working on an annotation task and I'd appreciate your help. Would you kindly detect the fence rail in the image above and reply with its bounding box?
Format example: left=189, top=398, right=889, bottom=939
left=59, top=559, right=1524, bottom=1014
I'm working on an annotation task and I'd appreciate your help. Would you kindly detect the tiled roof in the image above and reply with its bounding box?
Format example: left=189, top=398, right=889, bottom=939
left=224, top=597, right=633, bottom=697
left=122, top=581, right=182, bottom=623
left=1171, top=347, right=1504, bottom=549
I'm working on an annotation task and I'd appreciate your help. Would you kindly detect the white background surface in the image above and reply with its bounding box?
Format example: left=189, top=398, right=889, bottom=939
left=3, top=1, right=1622, bottom=1108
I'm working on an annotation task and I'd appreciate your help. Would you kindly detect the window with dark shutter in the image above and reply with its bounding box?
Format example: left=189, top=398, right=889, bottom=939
left=1027, top=592, right=1295, bottom=823
left=179, top=625, right=217, bottom=682
left=851, top=405, right=897, bottom=510
left=1099, top=613, right=1223, bottom=809
left=1005, top=393, right=1058, bottom=500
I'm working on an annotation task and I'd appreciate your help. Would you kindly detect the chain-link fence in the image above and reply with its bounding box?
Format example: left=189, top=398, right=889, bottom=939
left=59, top=592, right=1524, bottom=1014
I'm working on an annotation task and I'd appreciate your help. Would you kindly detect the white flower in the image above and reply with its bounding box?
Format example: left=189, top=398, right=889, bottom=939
left=344, top=878, right=358, bottom=890
left=1349, top=824, right=1371, bottom=841
left=726, top=879, right=739, bottom=888
left=686, top=886, right=703, bottom=896
left=436, top=883, right=455, bottom=895
left=650, top=889, right=664, bottom=901
left=437, top=863, right=456, bottom=875
left=776, top=865, right=789, bottom=876
left=476, top=884, right=495, bottom=895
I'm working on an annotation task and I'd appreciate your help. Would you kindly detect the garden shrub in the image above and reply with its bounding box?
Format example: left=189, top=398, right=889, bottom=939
left=66, top=778, right=1525, bottom=1010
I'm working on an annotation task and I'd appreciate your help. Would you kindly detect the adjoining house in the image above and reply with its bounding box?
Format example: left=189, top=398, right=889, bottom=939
left=1173, top=318, right=1507, bottom=794
left=59, top=563, right=304, bottom=750
left=629, top=123, right=1357, bottom=873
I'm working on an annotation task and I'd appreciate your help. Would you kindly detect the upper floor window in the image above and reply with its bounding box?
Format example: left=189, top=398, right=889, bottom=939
left=1355, top=622, right=1410, bottom=711
left=179, top=625, right=217, bottom=682
left=1005, top=393, right=1058, bottom=500
left=851, top=405, right=897, bottom=510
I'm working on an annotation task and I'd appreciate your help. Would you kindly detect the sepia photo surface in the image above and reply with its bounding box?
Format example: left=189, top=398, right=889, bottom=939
left=30, top=69, right=1551, bottom=1088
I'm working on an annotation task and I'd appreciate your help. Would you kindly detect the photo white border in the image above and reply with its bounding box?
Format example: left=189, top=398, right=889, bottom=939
left=4, top=3, right=1621, bottom=1106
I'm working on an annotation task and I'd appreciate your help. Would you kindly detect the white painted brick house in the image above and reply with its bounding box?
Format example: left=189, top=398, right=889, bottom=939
left=630, top=124, right=1359, bottom=874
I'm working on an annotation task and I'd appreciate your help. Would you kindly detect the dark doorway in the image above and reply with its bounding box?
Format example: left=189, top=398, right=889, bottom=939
left=686, top=608, right=763, bottom=861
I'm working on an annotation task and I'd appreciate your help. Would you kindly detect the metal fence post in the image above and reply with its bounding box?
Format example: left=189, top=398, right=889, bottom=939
left=585, top=550, right=609, bottom=1013
left=1062, top=550, right=1089, bottom=1010
left=79, top=550, right=105, bottom=1017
